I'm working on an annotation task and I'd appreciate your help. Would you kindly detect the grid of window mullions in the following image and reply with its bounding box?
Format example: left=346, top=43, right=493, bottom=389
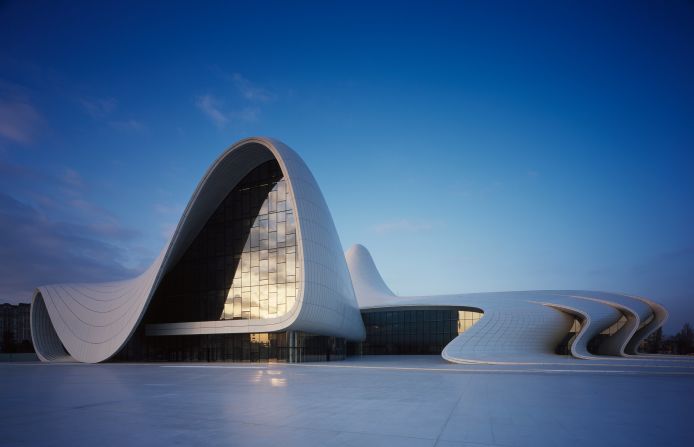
left=457, top=310, right=483, bottom=333
left=223, top=177, right=300, bottom=320
left=113, top=331, right=346, bottom=363
left=359, top=309, right=483, bottom=355
left=144, top=160, right=301, bottom=324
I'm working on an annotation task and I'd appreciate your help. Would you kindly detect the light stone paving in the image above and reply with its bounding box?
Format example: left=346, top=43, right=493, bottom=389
left=2, top=356, right=693, bottom=446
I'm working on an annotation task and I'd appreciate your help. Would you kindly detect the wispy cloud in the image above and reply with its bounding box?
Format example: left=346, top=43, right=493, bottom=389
left=230, top=73, right=275, bottom=103
left=196, top=95, right=262, bottom=128
left=153, top=202, right=184, bottom=215
left=0, top=79, right=44, bottom=145
left=450, top=179, right=504, bottom=199
left=0, top=192, right=141, bottom=301
left=109, top=119, right=145, bottom=132
left=79, top=96, right=145, bottom=132
left=160, top=222, right=177, bottom=240
left=1, top=162, right=140, bottom=243
left=0, top=161, right=147, bottom=300
left=79, top=97, right=117, bottom=118
left=372, top=218, right=439, bottom=234
left=196, top=73, right=273, bottom=128
left=230, top=106, right=260, bottom=122
left=154, top=201, right=184, bottom=242
left=196, top=94, right=228, bottom=127
left=0, top=99, right=43, bottom=144
left=61, top=168, right=83, bottom=188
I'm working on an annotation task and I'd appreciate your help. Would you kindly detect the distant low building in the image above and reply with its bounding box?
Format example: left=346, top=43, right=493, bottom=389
left=1, top=303, right=34, bottom=353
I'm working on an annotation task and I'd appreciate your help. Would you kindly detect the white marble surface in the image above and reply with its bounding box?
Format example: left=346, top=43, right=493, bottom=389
left=2, top=356, right=693, bottom=446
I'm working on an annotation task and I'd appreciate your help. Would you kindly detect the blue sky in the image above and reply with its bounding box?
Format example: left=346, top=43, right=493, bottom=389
left=1, top=1, right=693, bottom=332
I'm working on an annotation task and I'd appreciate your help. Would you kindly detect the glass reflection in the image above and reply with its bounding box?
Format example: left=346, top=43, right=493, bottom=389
left=144, top=160, right=300, bottom=324
left=457, top=310, right=483, bottom=334
left=113, top=331, right=346, bottom=363
left=352, top=308, right=483, bottom=355
left=223, top=169, right=300, bottom=321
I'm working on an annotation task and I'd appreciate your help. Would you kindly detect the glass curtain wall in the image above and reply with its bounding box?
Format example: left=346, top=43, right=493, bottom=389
left=145, top=159, right=300, bottom=324
left=113, top=159, right=311, bottom=363
left=349, top=307, right=483, bottom=355
left=113, top=331, right=345, bottom=363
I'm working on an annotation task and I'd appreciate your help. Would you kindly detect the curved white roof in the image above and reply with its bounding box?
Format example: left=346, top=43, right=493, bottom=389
left=31, top=137, right=365, bottom=363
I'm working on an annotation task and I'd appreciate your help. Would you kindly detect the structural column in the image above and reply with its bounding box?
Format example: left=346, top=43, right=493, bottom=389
left=288, top=331, right=295, bottom=363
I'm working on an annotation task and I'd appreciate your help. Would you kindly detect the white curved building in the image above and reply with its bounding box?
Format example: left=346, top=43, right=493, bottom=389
left=346, top=244, right=667, bottom=364
left=31, top=137, right=668, bottom=364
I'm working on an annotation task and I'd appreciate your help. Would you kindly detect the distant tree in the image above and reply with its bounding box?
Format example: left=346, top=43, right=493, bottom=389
left=675, top=323, right=694, bottom=355
left=644, top=327, right=663, bottom=353
left=664, top=334, right=677, bottom=354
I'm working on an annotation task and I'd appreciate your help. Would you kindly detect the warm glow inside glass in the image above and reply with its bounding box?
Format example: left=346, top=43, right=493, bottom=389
left=222, top=175, right=300, bottom=320
left=457, top=310, right=483, bottom=334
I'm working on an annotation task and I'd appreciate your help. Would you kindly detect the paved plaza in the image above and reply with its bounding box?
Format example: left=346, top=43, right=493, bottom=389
left=2, top=356, right=693, bottom=446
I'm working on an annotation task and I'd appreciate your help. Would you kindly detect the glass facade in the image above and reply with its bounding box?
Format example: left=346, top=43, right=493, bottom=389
left=348, top=307, right=483, bottom=355
left=111, top=159, right=317, bottom=363
left=145, top=159, right=300, bottom=324
left=113, top=331, right=345, bottom=363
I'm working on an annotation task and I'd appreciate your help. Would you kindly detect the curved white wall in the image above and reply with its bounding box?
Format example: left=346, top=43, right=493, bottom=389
left=31, top=138, right=365, bottom=363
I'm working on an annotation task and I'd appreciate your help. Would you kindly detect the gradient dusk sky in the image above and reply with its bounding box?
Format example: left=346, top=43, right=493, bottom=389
left=1, top=1, right=693, bottom=332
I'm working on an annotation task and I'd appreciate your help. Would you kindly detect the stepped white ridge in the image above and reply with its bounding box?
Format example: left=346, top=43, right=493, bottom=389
left=345, top=244, right=668, bottom=364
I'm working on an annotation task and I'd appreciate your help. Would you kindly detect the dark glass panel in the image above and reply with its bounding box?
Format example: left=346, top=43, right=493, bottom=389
left=350, top=308, right=483, bottom=355
left=144, top=159, right=301, bottom=324
left=113, top=330, right=345, bottom=363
